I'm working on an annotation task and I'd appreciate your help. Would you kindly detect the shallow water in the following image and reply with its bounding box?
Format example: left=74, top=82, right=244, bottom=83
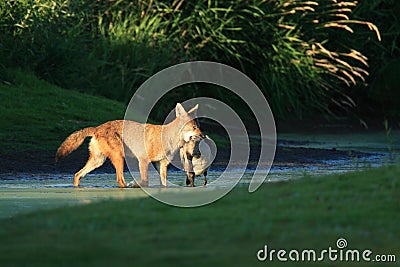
left=0, top=137, right=393, bottom=217
left=0, top=152, right=388, bottom=189
left=3, top=130, right=397, bottom=190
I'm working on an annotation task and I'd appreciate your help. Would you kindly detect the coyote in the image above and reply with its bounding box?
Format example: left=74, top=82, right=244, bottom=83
left=56, top=103, right=202, bottom=187
left=180, top=135, right=213, bottom=187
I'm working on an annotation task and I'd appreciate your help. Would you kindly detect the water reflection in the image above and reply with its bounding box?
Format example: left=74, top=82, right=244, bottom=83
left=0, top=153, right=388, bottom=189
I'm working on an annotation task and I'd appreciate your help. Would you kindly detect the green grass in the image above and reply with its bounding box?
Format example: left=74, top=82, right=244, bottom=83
left=0, top=69, right=126, bottom=152
left=0, top=70, right=232, bottom=152
left=0, top=165, right=399, bottom=266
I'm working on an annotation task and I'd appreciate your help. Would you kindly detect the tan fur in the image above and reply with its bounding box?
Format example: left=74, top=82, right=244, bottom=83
left=55, top=127, right=96, bottom=161
left=55, top=104, right=202, bottom=187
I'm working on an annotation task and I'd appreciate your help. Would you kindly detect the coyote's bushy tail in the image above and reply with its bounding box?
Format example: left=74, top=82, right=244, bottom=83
left=55, top=127, right=95, bottom=162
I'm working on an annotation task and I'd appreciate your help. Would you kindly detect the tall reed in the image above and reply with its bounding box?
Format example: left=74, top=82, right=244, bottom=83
left=0, top=0, right=383, bottom=120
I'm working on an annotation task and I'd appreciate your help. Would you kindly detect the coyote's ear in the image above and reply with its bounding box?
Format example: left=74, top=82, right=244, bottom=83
left=187, top=104, right=199, bottom=116
left=175, top=103, right=187, bottom=118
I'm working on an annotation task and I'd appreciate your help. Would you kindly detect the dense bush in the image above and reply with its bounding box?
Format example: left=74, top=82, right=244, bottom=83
left=354, top=0, right=400, bottom=119
left=0, top=0, right=177, bottom=103
left=0, top=0, right=389, bottom=120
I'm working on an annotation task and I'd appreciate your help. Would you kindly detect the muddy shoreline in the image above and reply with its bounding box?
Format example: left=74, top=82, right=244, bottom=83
left=0, top=144, right=373, bottom=176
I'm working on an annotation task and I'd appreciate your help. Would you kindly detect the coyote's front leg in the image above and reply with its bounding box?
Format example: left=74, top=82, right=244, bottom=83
left=159, top=159, right=169, bottom=187
left=138, top=159, right=149, bottom=187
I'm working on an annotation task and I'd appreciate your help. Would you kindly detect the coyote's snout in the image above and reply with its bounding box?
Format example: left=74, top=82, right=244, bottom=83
left=56, top=103, right=202, bottom=187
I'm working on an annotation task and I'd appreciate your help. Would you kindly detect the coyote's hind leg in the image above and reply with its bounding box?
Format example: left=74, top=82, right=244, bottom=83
left=74, top=151, right=106, bottom=187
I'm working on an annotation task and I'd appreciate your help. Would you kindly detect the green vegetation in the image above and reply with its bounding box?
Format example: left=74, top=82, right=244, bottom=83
left=0, top=69, right=126, bottom=152
left=2, top=0, right=397, bottom=120
left=354, top=1, right=400, bottom=118
left=0, top=164, right=399, bottom=266
left=0, top=187, right=148, bottom=218
left=0, top=70, right=227, bottom=152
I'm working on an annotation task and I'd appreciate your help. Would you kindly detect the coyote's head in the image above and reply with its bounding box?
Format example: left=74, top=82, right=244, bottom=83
left=175, top=103, right=203, bottom=145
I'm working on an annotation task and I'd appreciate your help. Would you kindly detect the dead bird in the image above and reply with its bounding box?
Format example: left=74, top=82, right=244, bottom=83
left=179, top=135, right=213, bottom=186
